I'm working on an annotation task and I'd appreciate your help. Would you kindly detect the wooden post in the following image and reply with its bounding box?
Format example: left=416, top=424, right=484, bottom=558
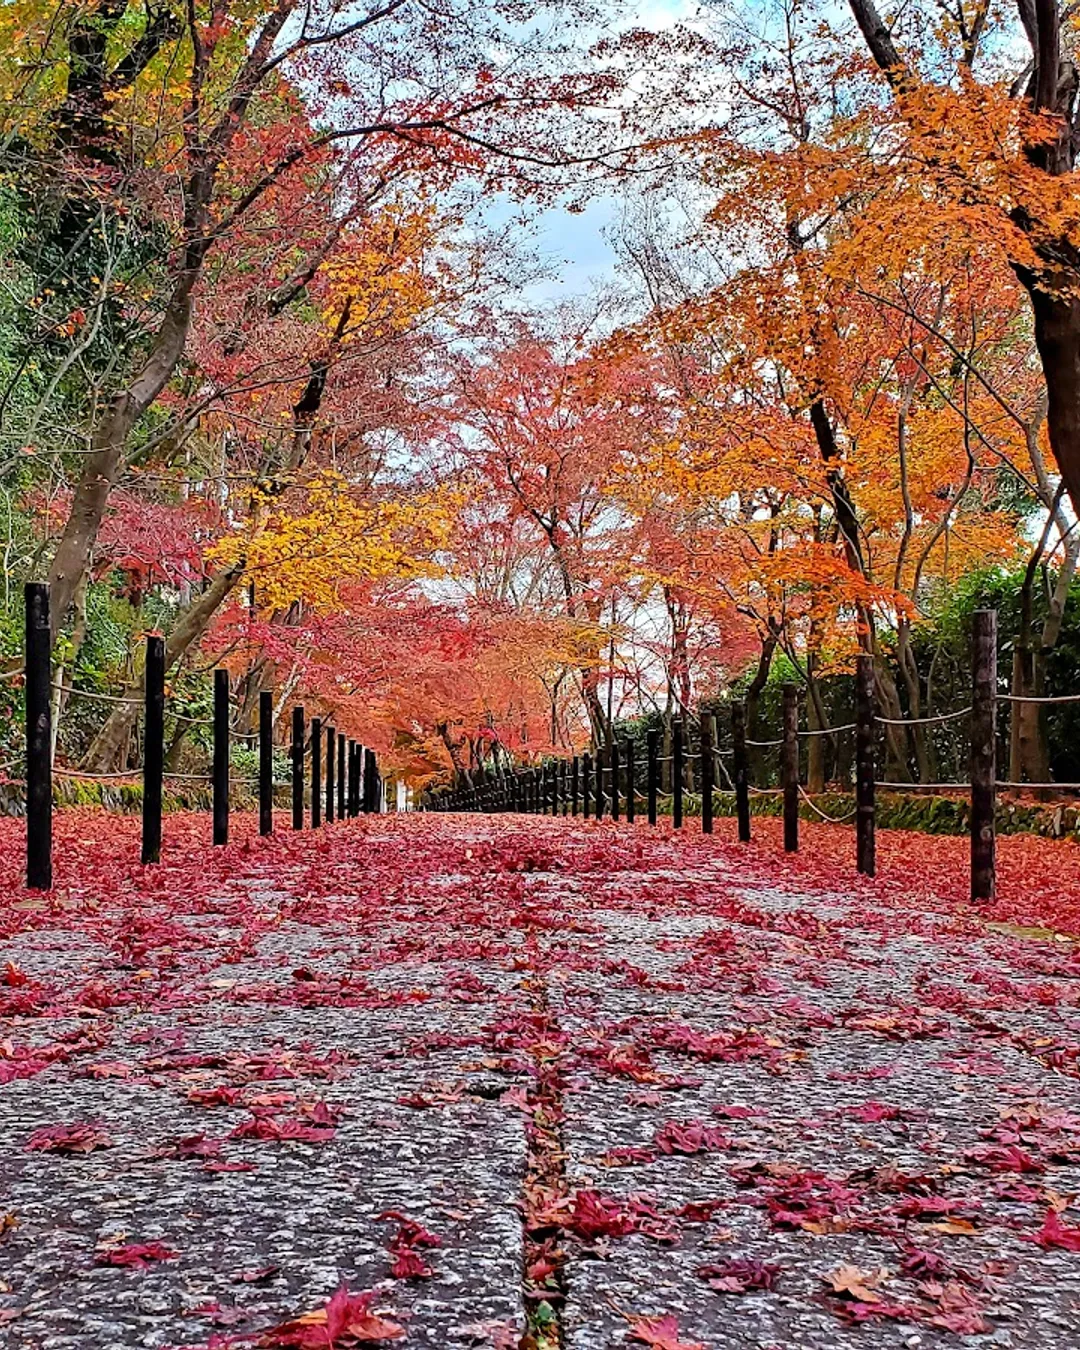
left=583, top=751, right=593, bottom=819
left=673, top=720, right=684, bottom=829
left=625, top=740, right=636, bottom=824
left=291, top=706, right=305, bottom=830
left=259, top=690, right=273, bottom=836
left=700, top=713, right=714, bottom=836
left=213, top=667, right=229, bottom=846
left=571, top=755, right=579, bottom=815
left=647, top=728, right=658, bottom=826
left=732, top=702, right=751, bottom=843
left=325, top=724, right=335, bottom=822
left=611, top=740, right=621, bottom=821
left=782, top=682, right=798, bottom=853
left=364, top=748, right=379, bottom=814
left=311, top=717, right=322, bottom=827
left=24, top=582, right=52, bottom=890
left=855, top=654, right=876, bottom=877
left=141, top=633, right=165, bottom=865
left=337, top=733, right=346, bottom=821
left=596, top=746, right=607, bottom=820
left=971, top=609, right=997, bottom=903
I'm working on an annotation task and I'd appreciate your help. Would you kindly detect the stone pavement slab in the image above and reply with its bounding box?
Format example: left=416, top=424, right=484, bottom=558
left=3, top=813, right=1080, bottom=1350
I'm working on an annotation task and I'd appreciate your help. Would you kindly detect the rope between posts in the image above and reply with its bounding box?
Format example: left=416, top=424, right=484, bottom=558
left=997, top=780, right=1080, bottom=791
left=56, top=684, right=139, bottom=706
left=875, top=780, right=968, bottom=791
left=53, top=767, right=141, bottom=781
left=875, top=707, right=972, bottom=726
left=798, top=785, right=858, bottom=823
left=746, top=737, right=784, bottom=748
left=60, top=684, right=218, bottom=726
left=749, top=786, right=784, bottom=796
left=799, top=722, right=856, bottom=737
left=998, top=692, right=1080, bottom=705
left=50, top=767, right=263, bottom=784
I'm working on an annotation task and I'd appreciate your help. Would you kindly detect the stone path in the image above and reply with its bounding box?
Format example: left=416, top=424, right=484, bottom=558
left=2, top=813, right=1080, bottom=1349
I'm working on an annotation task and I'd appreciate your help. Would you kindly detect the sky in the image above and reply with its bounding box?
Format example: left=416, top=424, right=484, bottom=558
left=510, top=0, right=703, bottom=306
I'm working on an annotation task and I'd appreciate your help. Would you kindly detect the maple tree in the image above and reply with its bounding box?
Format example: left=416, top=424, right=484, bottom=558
left=2, top=0, right=1079, bottom=796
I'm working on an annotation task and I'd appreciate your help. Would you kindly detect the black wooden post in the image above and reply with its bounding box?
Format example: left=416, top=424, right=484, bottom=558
left=782, top=682, right=798, bottom=853
left=596, top=746, right=607, bottom=820
left=292, top=706, right=305, bottom=830
left=141, top=633, right=165, bottom=865
left=611, top=740, right=621, bottom=821
left=647, top=728, right=658, bottom=826
left=364, top=748, right=378, bottom=814
left=625, top=740, right=636, bottom=824
left=673, top=720, right=684, bottom=829
left=24, top=582, right=52, bottom=890
left=855, top=654, right=876, bottom=877
left=700, top=713, right=714, bottom=836
left=971, top=609, right=997, bottom=903
left=732, top=702, right=751, bottom=843
left=213, top=667, right=229, bottom=846
left=583, top=751, right=593, bottom=819
left=571, top=755, right=579, bottom=815
left=258, top=690, right=273, bottom=836
left=337, top=733, right=346, bottom=821
left=325, top=724, right=335, bottom=822
left=311, top=717, right=322, bottom=827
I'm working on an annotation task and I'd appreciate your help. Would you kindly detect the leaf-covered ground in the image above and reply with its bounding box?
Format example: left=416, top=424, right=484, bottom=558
left=2, top=811, right=1080, bottom=1349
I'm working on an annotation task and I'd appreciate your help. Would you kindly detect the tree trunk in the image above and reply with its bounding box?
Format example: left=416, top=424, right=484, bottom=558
left=82, top=561, right=243, bottom=769
left=806, top=656, right=826, bottom=794
left=896, top=614, right=932, bottom=782
left=1024, top=278, right=1080, bottom=516
left=745, top=627, right=778, bottom=784
left=47, top=271, right=197, bottom=644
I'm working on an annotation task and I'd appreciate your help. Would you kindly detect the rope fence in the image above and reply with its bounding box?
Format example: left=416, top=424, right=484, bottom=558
left=12, top=582, right=390, bottom=888
left=11, top=582, right=1079, bottom=903
left=432, top=607, right=1078, bottom=904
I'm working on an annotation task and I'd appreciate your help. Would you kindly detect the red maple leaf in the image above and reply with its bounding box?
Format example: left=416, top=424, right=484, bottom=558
left=26, top=1122, right=112, bottom=1154
left=627, top=1314, right=705, bottom=1349
left=1027, top=1208, right=1080, bottom=1251
left=94, top=1241, right=177, bottom=1268
left=257, top=1283, right=403, bottom=1346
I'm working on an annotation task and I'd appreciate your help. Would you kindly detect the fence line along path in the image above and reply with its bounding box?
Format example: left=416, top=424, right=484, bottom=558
left=12, top=584, right=1079, bottom=902
left=430, top=610, right=1077, bottom=905
left=13, top=582, right=388, bottom=889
